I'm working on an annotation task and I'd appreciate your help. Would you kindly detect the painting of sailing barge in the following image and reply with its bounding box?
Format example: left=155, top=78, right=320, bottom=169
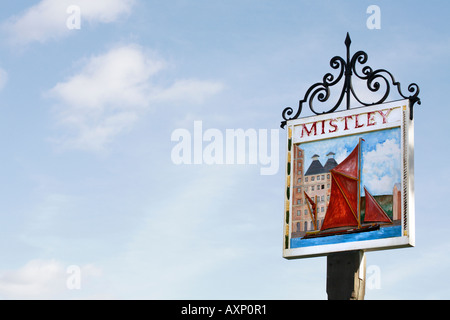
left=283, top=101, right=414, bottom=259
left=290, top=128, right=403, bottom=249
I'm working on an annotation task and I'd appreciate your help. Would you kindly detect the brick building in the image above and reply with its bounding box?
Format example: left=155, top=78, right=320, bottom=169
left=291, top=146, right=338, bottom=238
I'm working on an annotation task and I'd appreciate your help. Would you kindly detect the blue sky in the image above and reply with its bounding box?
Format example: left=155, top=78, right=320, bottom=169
left=0, top=0, right=448, bottom=299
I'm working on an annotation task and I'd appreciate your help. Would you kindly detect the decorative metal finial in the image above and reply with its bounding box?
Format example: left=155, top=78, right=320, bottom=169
left=344, top=32, right=351, bottom=48
left=281, top=33, right=421, bottom=128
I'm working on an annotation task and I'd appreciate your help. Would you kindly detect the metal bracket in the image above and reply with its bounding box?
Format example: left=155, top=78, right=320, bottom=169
left=281, top=33, right=421, bottom=128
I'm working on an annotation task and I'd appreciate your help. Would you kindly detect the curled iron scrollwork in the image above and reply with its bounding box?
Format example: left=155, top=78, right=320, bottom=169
left=281, top=33, right=421, bottom=128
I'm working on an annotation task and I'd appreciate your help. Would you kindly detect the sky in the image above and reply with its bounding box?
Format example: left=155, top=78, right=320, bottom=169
left=0, top=0, right=448, bottom=300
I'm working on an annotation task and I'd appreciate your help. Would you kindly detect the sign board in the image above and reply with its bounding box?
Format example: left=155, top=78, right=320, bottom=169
left=282, top=99, right=415, bottom=259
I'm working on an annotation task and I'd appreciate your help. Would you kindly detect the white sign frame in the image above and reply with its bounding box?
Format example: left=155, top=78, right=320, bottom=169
left=283, top=99, right=415, bottom=259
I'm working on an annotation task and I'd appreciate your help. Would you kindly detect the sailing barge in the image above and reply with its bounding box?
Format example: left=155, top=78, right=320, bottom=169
left=302, top=138, right=393, bottom=240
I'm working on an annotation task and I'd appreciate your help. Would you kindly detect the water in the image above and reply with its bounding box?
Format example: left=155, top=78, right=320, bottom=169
left=290, top=225, right=402, bottom=248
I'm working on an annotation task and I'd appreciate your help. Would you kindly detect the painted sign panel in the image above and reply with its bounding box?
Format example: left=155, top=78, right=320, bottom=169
left=283, top=99, right=415, bottom=259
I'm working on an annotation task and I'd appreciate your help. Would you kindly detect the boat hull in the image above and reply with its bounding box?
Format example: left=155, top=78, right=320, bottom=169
left=302, top=224, right=380, bottom=239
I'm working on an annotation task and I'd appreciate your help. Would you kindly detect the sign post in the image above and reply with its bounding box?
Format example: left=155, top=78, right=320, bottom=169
left=281, top=34, right=421, bottom=299
left=327, top=250, right=365, bottom=300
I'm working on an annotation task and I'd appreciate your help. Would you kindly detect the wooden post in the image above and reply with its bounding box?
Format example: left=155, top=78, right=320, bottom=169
left=326, top=250, right=366, bottom=300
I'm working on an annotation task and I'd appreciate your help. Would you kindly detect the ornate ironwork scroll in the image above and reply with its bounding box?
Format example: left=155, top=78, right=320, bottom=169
left=281, top=33, right=421, bottom=128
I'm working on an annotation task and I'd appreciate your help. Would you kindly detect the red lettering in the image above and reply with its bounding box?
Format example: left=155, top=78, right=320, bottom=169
left=378, top=108, right=393, bottom=124
left=367, top=112, right=376, bottom=126
left=355, top=113, right=364, bottom=129
left=329, top=119, right=338, bottom=133
left=301, top=122, right=317, bottom=138
left=320, top=120, right=326, bottom=135
left=343, top=115, right=353, bottom=130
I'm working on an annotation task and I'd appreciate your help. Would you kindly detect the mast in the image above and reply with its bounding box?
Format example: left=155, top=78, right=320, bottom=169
left=313, top=196, right=318, bottom=230
left=304, top=191, right=318, bottom=230
left=357, top=138, right=363, bottom=228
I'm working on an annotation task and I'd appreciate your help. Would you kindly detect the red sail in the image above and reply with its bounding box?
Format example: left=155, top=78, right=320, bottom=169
left=304, top=191, right=316, bottom=211
left=363, top=187, right=393, bottom=224
left=332, top=143, right=359, bottom=179
left=304, top=192, right=317, bottom=229
left=320, top=142, right=361, bottom=231
left=332, top=171, right=358, bottom=215
left=321, top=172, right=359, bottom=230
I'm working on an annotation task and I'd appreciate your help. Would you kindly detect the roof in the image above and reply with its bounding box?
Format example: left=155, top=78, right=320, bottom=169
left=324, top=158, right=338, bottom=172
left=305, top=153, right=339, bottom=176
left=305, top=159, right=325, bottom=176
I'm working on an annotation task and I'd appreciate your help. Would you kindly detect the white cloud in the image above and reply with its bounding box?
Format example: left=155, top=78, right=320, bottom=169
left=75, top=0, right=134, bottom=23
left=2, top=0, right=134, bottom=45
left=0, top=259, right=102, bottom=299
left=362, top=138, right=401, bottom=195
left=48, top=44, right=224, bottom=152
left=51, top=45, right=163, bottom=110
